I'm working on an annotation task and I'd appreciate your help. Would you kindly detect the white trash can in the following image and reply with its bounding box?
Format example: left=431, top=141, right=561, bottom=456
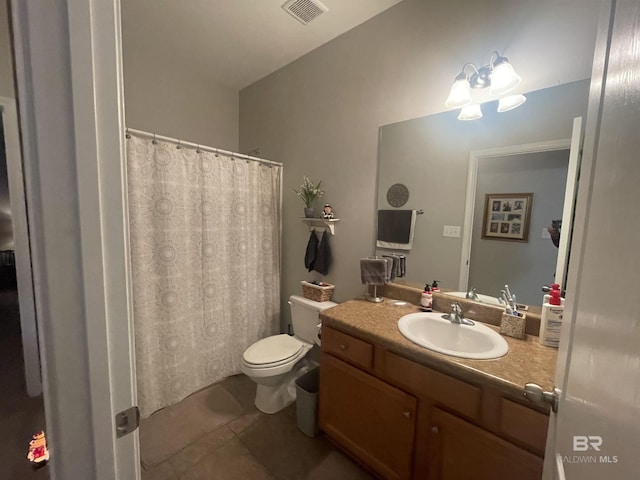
left=295, top=367, right=320, bottom=437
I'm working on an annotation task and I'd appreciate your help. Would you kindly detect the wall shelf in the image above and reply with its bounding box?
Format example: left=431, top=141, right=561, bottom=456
left=300, top=218, right=340, bottom=235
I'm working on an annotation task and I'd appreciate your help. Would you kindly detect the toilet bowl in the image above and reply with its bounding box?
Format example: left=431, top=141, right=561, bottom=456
left=241, top=295, right=336, bottom=414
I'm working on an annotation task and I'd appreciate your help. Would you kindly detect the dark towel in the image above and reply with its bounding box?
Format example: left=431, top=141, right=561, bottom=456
left=377, top=210, right=413, bottom=243
left=304, top=231, right=319, bottom=272
left=313, top=231, right=332, bottom=276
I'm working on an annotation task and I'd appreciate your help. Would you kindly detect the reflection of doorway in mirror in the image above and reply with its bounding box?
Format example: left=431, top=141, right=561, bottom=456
left=467, top=148, right=570, bottom=305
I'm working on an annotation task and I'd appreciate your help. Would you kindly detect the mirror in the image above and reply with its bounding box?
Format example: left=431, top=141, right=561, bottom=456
left=376, top=79, right=590, bottom=306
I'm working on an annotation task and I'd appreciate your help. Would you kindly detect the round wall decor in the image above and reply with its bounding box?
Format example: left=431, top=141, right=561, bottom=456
left=386, top=183, right=409, bottom=207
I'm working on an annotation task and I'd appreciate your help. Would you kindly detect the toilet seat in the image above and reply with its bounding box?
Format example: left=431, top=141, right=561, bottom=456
left=242, top=334, right=306, bottom=368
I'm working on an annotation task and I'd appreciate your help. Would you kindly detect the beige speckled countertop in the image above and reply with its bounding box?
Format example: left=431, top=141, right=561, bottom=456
left=320, top=297, right=557, bottom=398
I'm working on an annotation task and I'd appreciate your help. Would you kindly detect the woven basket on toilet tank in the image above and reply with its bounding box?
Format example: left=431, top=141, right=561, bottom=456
left=301, top=281, right=335, bottom=302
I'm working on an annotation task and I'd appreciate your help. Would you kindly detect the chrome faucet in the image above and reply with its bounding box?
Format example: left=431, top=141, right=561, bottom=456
left=442, top=302, right=475, bottom=326
left=465, top=287, right=479, bottom=301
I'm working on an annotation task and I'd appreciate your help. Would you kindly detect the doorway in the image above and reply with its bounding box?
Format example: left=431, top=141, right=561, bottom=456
left=0, top=113, right=48, bottom=479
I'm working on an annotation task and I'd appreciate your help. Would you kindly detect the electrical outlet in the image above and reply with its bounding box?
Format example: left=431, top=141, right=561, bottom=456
left=542, top=228, right=551, bottom=239
left=443, top=225, right=461, bottom=238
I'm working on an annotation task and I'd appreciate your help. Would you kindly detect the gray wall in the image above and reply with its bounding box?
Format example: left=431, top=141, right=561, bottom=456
left=239, top=0, right=599, bottom=330
left=377, top=81, right=588, bottom=290
left=121, top=3, right=239, bottom=150
left=469, top=150, right=569, bottom=305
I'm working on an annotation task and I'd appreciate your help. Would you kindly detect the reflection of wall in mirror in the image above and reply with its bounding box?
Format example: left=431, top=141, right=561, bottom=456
left=470, top=151, right=568, bottom=305
left=376, top=80, right=589, bottom=291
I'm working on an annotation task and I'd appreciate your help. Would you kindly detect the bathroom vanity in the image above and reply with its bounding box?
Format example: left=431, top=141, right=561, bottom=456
left=318, top=297, right=556, bottom=480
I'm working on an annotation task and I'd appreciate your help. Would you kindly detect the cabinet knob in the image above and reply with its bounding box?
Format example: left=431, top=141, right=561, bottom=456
left=403, top=411, right=411, bottom=419
left=431, top=426, right=439, bottom=433
left=339, top=344, right=347, bottom=351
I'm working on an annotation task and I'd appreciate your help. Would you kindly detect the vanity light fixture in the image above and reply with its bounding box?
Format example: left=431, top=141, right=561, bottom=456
left=445, top=51, right=525, bottom=120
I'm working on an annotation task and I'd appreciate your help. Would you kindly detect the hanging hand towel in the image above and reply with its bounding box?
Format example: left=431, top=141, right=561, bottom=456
left=376, top=210, right=417, bottom=250
left=313, top=230, right=332, bottom=276
left=360, top=258, right=389, bottom=285
left=304, top=230, right=319, bottom=272
left=382, top=255, right=398, bottom=281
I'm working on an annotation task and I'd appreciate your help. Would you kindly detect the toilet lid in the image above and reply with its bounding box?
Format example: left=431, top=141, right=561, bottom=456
left=243, top=334, right=304, bottom=366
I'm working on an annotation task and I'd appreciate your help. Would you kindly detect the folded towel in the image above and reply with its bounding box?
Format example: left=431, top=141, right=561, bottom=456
left=376, top=210, right=417, bottom=250
left=304, top=230, right=319, bottom=272
left=382, top=255, right=399, bottom=281
left=313, top=230, right=332, bottom=276
left=360, top=258, right=389, bottom=285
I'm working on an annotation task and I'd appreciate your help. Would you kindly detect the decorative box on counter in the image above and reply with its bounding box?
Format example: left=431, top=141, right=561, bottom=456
left=500, top=312, right=526, bottom=339
left=301, top=281, right=335, bottom=302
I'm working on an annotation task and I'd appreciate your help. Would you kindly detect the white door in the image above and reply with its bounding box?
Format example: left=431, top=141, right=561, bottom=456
left=12, top=1, right=139, bottom=479
left=540, top=1, right=640, bottom=478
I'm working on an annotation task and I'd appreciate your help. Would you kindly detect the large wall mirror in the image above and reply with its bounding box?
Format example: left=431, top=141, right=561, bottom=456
left=375, top=79, right=589, bottom=306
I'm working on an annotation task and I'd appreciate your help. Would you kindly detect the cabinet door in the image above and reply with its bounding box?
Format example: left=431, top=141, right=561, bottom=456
left=319, top=352, right=417, bottom=480
left=428, top=408, right=543, bottom=480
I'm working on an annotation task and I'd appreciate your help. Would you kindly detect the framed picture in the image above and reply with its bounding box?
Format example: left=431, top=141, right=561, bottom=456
left=481, top=193, right=533, bottom=242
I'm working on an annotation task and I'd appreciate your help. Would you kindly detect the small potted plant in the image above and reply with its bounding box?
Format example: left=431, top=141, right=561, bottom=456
left=293, top=175, right=324, bottom=218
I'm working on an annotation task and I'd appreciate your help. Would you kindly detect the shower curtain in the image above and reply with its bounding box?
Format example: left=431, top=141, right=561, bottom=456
left=126, top=134, right=281, bottom=417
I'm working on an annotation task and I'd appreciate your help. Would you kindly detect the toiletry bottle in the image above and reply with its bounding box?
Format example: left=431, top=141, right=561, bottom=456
left=420, top=284, right=433, bottom=311
left=539, top=290, right=564, bottom=348
left=431, top=280, right=440, bottom=293
left=542, top=283, right=561, bottom=305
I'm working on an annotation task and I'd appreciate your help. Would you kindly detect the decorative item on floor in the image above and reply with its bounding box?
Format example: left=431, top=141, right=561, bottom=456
left=301, top=280, right=335, bottom=302
left=313, top=230, right=332, bottom=275
left=293, top=174, right=324, bottom=218
left=26, top=431, right=49, bottom=467
left=482, top=192, right=533, bottom=242
left=322, top=204, right=334, bottom=219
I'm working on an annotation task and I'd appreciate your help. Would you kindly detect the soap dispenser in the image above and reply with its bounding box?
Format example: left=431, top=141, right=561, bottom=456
left=539, top=290, right=564, bottom=348
left=431, top=280, right=440, bottom=293
left=420, top=284, right=433, bottom=311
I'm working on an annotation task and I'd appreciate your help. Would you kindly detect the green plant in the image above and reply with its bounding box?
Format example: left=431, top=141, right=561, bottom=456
left=293, top=175, right=324, bottom=208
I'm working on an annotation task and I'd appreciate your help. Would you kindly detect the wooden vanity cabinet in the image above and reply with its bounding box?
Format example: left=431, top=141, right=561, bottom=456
left=319, top=325, right=548, bottom=480
left=319, top=352, right=417, bottom=480
left=427, top=408, right=543, bottom=480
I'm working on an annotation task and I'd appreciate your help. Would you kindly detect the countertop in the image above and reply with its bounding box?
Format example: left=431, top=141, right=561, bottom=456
left=320, top=297, right=558, bottom=399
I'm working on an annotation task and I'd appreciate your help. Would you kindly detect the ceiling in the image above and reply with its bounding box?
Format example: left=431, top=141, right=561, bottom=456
left=121, top=0, right=403, bottom=90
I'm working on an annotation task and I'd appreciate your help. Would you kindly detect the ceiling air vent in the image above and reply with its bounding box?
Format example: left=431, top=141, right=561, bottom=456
left=281, top=0, right=329, bottom=25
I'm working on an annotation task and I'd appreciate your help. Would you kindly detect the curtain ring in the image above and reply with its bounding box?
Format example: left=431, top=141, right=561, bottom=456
left=176, top=139, right=182, bottom=150
left=125, top=127, right=131, bottom=139
left=152, top=133, right=157, bottom=145
left=196, top=144, right=201, bottom=154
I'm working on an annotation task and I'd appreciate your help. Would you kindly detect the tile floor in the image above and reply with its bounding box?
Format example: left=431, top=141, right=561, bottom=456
left=141, top=374, right=376, bottom=480
left=0, top=289, right=49, bottom=480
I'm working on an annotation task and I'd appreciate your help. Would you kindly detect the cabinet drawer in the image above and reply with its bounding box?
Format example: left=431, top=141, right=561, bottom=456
left=384, top=351, right=481, bottom=420
left=322, top=327, right=373, bottom=370
left=499, top=398, right=549, bottom=455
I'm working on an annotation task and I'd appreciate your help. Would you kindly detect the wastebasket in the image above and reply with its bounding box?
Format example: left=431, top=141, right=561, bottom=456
left=295, top=367, right=320, bottom=437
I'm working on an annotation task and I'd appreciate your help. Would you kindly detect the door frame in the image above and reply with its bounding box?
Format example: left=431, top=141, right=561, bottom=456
left=0, top=95, right=41, bottom=397
left=11, top=1, right=139, bottom=478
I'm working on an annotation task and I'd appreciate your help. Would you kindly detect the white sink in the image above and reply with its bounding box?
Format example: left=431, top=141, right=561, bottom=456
left=446, top=291, right=503, bottom=306
left=397, top=312, right=508, bottom=360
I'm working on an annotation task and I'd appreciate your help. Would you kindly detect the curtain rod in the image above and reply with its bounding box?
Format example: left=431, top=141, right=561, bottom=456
left=125, top=128, right=283, bottom=167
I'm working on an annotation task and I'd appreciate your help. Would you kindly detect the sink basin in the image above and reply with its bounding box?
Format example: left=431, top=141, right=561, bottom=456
left=397, top=312, right=508, bottom=359
left=446, top=291, right=503, bottom=306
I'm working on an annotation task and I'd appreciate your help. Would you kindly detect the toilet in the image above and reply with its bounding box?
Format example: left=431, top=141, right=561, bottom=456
left=241, top=295, right=337, bottom=414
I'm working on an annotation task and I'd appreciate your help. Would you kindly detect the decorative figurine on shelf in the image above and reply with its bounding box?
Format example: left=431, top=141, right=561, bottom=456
left=322, top=204, right=334, bottom=219
left=27, top=431, right=50, bottom=467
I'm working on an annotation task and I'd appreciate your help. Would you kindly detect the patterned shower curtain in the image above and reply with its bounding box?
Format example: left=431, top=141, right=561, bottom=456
left=126, top=135, right=281, bottom=417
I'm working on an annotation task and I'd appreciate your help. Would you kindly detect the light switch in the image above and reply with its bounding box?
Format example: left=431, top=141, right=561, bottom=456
left=443, top=225, right=461, bottom=238
left=541, top=228, right=551, bottom=239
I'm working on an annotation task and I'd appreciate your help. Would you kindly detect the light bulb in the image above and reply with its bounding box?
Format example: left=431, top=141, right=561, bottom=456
left=490, top=60, right=521, bottom=96
left=497, top=94, right=527, bottom=112
left=445, top=78, right=472, bottom=108
left=458, top=104, right=483, bottom=121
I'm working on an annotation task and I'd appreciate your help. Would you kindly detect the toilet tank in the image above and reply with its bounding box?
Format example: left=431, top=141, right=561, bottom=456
left=289, top=295, right=337, bottom=344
